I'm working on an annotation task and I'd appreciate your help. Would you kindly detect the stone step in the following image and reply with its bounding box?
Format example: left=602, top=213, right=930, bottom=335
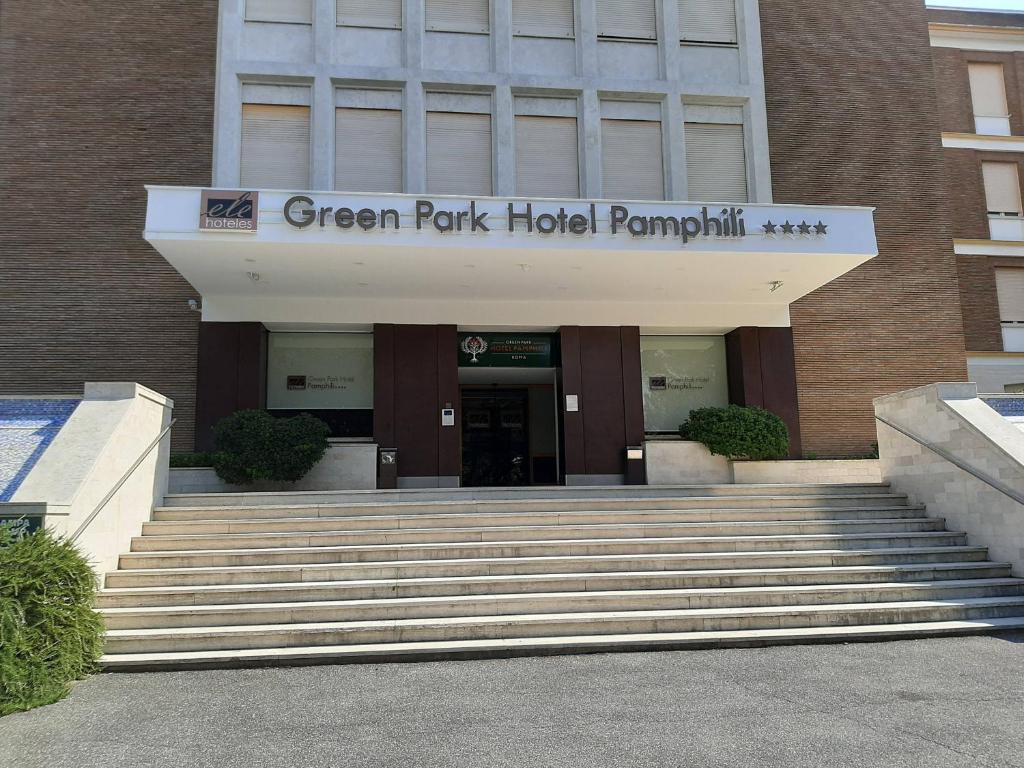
left=117, top=532, right=969, bottom=570
left=159, top=483, right=893, bottom=509
left=101, top=597, right=1024, bottom=654
left=104, top=546, right=992, bottom=587
left=142, top=504, right=927, bottom=535
left=98, top=617, right=1024, bottom=671
left=98, top=579, right=1024, bottom=630
left=153, top=492, right=909, bottom=520
left=94, top=561, right=1015, bottom=608
left=128, top=518, right=946, bottom=553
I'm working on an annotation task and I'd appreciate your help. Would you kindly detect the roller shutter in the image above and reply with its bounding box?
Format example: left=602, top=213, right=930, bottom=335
left=240, top=104, right=311, bottom=189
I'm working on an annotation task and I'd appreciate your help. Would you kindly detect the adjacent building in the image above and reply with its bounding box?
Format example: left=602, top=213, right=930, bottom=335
left=1, top=0, right=970, bottom=487
left=930, top=6, right=1024, bottom=396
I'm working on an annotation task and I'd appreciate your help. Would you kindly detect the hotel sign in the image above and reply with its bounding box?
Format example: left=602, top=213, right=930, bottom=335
left=458, top=333, right=556, bottom=368
left=281, top=196, right=829, bottom=246
left=199, top=190, right=259, bottom=232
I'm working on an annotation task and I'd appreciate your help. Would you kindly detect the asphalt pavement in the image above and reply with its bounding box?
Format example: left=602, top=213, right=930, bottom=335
left=3, top=633, right=1023, bottom=768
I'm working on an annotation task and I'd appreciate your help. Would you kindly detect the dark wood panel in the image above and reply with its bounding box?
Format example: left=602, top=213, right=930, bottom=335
left=436, top=325, right=461, bottom=478
left=558, top=326, right=586, bottom=477
left=373, top=324, right=396, bottom=449
left=619, top=327, right=645, bottom=447
left=194, top=322, right=266, bottom=451
left=757, top=328, right=803, bottom=458
left=579, top=327, right=626, bottom=476
left=394, top=325, right=439, bottom=478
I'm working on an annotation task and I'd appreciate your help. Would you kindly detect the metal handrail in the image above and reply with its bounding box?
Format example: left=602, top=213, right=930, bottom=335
left=874, top=414, right=1024, bottom=507
left=70, top=418, right=176, bottom=542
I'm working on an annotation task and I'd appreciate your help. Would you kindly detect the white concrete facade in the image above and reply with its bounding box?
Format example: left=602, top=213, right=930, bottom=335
left=875, top=383, right=1024, bottom=576
left=212, top=0, right=774, bottom=203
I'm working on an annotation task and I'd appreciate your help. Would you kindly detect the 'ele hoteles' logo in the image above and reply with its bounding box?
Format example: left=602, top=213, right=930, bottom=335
left=460, top=335, right=488, bottom=363
left=199, top=190, right=259, bottom=232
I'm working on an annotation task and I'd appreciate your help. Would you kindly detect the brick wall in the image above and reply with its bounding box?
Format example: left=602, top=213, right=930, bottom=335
left=0, top=1, right=217, bottom=451
left=759, top=0, right=968, bottom=457
left=930, top=47, right=1024, bottom=136
left=928, top=9, right=1024, bottom=356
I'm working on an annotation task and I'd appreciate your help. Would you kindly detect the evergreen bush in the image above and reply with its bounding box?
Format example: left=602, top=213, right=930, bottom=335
left=169, top=452, right=215, bottom=468
left=212, top=410, right=330, bottom=485
left=0, top=528, right=103, bottom=715
left=680, top=405, right=789, bottom=461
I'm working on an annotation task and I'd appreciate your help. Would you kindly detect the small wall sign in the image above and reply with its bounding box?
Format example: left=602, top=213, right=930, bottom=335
left=200, top=190, right=259, bottom=232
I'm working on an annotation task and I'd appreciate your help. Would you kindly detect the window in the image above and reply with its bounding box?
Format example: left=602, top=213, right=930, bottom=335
left=245, top=0, right=313, bottom=23
left=601, top=117, right=664, bottom=200
left=427, top=111, right=493, bottom=196
left=596, top=0, right=657, bottom=40
left=679, top=0, right=737, bottom=44
left=983, top=162, right=1022, bottom=216
left=512, top=0, right=574, bottom=38
left=969, top=62, right=1010, bottom=136
left=1005, top=383, right=1024, bottom=394
left=516, top=113, right=579, bottom=198
left=996, top=268, right=1024, bottom=324
left=426, top=0, right=490, bottom=33
left=267, top=333, right=374, bottom=437
left=240, top=104, right=310, bottom=189
left=337, top=0, right=401, bottom=29
left=641, top=336, right=729, bottom=433
left=335, top=90, right=402, bottom=193
left=685, top=122, right=747, bottom=202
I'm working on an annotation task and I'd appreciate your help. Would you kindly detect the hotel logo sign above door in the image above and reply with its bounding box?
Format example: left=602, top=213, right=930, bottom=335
left=458, top=333, right=557, bottom=368
left=199, top=190, right=259, bottom=232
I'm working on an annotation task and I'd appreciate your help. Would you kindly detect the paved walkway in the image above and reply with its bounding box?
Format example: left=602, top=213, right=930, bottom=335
left=3, top=633, right=1024, bottom=768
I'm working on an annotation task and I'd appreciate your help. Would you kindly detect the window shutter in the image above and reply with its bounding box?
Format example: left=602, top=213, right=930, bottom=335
left=426, top=0, right=490, bottom=33
left=601, top=118, right=664, bottom=200
left=679, top=0, right=736, bottom=44
left=245, top=0, right=313, bottom=23
left=983, top=162, right=1022, bottom=215
left=996, top=268, right=1024, bottom=323
left=685, top=122, right=747, bottom=202
left=337, top=0, right=401, bottom=29
left=427, top=112, right=492, bottom=196
left=596, top=0, right=657, bottom=40
left=335, top=108, right=403, bottom=193
left=515, top=116, right=579, bottom=198
left=512, top=0, right=574, bottom=38
left=240, top=104, right=310, bottom=189
left=969, top=63, right=1009, bottom=118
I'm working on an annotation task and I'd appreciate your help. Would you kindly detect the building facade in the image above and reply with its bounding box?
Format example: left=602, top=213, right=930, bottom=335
left=1, top=0, right=969, bottom=486
left=930, top=7, right=1024, bottom=396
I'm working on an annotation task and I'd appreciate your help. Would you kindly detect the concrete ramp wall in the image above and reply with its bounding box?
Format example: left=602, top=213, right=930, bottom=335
left=875, top=383, right=1024, bottom=575
left=11, top=383, right=173, bottom=572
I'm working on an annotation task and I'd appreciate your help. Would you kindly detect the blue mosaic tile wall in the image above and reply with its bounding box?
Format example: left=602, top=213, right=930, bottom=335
left=0, top=400, right=81, bottom=502
left=982, top=397, right=1024, bottom=418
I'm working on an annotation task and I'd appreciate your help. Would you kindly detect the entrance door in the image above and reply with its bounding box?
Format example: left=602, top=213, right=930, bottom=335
left=461, top=389, right=530, bottom=487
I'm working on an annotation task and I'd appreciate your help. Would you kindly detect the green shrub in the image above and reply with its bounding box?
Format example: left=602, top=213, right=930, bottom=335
left=681, top=405, right=789, bottom=461
left=0, top=528, right=104, bottom=716
left=212, top=410, right=330, bottom=485
left=169, top=452, right=215, bottom=468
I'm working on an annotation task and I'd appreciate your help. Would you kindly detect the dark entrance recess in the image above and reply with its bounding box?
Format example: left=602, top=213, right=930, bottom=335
left=461, top=389, right=530, bottom=487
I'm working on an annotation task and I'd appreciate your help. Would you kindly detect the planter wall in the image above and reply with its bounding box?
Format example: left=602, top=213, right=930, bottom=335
left=169, top=442, right=377, bottom=494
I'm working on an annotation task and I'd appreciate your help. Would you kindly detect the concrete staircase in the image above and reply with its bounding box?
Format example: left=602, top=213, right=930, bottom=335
left=97, top=484, right=1024, bottom=670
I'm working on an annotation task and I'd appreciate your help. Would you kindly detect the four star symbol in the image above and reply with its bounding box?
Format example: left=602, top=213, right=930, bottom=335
left=761, top=219, right=828, bottom=237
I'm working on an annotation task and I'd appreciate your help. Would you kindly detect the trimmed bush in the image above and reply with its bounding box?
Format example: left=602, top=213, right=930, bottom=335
left=212, top=410, right=330, bottom=485
left=0, top=528, right=104, bottom=715
left=680, top=405, right=789, bottom=461
left=169, top=452, right=215, bottom=468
